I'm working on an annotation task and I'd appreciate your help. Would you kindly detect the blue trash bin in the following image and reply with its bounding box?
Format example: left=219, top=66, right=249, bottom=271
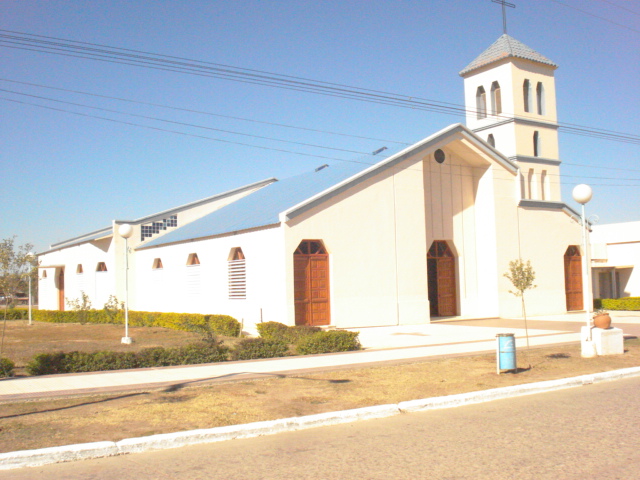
left=496, top=333, right=516, bottom=373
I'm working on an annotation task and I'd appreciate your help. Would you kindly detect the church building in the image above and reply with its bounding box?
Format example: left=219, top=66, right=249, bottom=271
left=38, top=34, right=587, bottom=331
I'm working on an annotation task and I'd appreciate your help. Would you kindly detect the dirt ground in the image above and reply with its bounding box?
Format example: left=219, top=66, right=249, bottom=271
left=0, top=321, right=639, bottom=453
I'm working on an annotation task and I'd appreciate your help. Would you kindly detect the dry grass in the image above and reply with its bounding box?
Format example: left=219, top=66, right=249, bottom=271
left=0, top=321, right=241, bottom=376
left=0, top=324, right=639, bottom=453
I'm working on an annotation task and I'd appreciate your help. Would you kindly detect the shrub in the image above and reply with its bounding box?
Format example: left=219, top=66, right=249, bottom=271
left=1, top=308, right=28, bottom=320
left=256, top=321, right=321, bottom=344
left=231, top=338, right=289, bottom=361
left=296, top=330, right=361, bottom=355
left=0, top=357, right=15, bottom=378
left=26, top=343, right=230, bottom=376
left=165, top=343, right=230, bottom=365
left=286, top=325, right=322, bottom=343
left=64, top=351, right=138, bottom=372
left=206, top=315, right=242, bottom=337
left=596, top=297, right=640, bottom=311
left=26, top=352, right=68, bottom=375
left=256, top=321, right=290, bottom=341
left=33, top=309, right=241, bottom=335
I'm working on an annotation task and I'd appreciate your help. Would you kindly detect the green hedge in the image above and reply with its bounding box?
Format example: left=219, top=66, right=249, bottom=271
left=26, top=343, right=230, bottom=376
left=0, top=357, right=15, bottom=378
left=594, top=297, right=640, bottom=311
left=33, top=310, right=241, bottom=336
left=0, top=308, right=29, bottom=320
left=231, top=338, right=289, bottom=361
left=296, top=330, right=361, bottom=355
left=256, top=321, right=321, bottom=344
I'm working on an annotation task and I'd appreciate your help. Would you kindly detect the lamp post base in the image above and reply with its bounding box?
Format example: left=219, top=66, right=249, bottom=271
left=121, top=336, right=133, bottom=345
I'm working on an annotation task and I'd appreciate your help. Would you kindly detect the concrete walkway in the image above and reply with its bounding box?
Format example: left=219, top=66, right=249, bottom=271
left=1, top=312, right=638, bottom=402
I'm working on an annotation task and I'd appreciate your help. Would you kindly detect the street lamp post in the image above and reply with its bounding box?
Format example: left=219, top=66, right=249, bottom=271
left=118, top=224, right=134, bottom=344
left=26, top=252, right=34, bottom=326
left=572, top=184, right=595, bottom=357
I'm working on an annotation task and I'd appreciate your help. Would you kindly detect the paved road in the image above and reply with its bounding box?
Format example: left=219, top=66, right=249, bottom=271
left=3, top=377, right=639, bottom=479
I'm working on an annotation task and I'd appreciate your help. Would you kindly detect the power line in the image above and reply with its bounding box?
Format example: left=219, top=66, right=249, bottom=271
left=0, top=96, right=377, bottom=164
left=4, top=96, right=638, bottom=189
left=0, top=78, right=411, bottom=146
left=5, top=77, right=640, bottom=176
left=595, top=0, right=640, bottom=16
left=548, top=0, right=640, bottom=32
left=1, top=30, right=638, bottom=145
left=0, top=88, right=384, bottom=157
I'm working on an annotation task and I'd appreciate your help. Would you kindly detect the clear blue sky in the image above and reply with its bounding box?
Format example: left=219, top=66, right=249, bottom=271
left=1, top=0, right=638, bottom=253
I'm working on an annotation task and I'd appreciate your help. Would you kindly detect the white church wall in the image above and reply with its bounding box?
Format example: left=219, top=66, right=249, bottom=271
left=134, top=226, right=286, bottom=334
left=37, top=237, right=115, bottom=310
left=497, top=206, right=582, bottom=317
left=284, top=156, right=429, bottom=328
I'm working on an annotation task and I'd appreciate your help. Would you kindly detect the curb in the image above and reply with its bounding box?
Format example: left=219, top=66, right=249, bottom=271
left=2, top=366, right=640, bottom=470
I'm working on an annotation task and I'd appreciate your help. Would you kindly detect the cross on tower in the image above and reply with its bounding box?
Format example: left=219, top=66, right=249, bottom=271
left=491, top=0, right=516, bottom=34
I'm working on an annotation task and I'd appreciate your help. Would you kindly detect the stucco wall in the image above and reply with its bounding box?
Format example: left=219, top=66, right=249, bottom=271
left=495, top=205, right=583, bottom=317
left=37, top=237, right=115, bottom=310
left=134, top=226, right=286, bottom=333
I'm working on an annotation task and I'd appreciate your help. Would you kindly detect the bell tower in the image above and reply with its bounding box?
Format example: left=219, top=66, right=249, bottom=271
left=460, top=34, right=562, bottom=201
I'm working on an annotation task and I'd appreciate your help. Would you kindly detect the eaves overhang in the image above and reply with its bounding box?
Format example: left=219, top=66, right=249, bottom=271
left=519, top=199, right=582, bottom=220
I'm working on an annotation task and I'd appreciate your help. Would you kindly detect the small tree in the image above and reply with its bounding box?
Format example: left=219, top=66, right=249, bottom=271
left=0, top=236, right=35, bottom=357
left=104, top=295, right=124, bottom=324
left=66, top=291, right=93, bottom=324
left=504, top=259, right=537, bottom=350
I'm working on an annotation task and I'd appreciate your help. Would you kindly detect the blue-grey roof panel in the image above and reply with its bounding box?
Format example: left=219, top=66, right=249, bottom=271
left=142, top=162, right=369, bottom=248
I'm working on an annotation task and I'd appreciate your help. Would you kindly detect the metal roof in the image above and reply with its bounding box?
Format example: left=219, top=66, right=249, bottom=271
left=140, top=162, right=370, bottom=248
left=141, top=123, right=519, bottom=249
left=39, top=178, right=276, bottom=255
left=459, top=34, right=558, bottom=76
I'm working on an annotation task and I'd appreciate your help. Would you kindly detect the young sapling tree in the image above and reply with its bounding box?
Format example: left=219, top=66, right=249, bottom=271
left=504, top=259, right=537, bottom=352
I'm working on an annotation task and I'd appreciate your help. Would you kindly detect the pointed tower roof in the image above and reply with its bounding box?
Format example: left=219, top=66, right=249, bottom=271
left=459, top=34, right=557, bottom=76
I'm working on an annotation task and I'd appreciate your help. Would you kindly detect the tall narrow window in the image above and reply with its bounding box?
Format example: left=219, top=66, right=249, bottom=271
left=540, top=170, right=548, bottom=200
left=186, top=253, right=200, bottom=266
left=490, top=81, right=502, bottom=115
left=519, top=171, right=526, bottom=199
left=533, top=131, right=541, bottom=157
left=96, top=262, right=107, bottom=272
left=523, top=80, right=531, bottom=113
left=42, top=270, right=47, bottom=279
left=152, top=258, right=163, bottom=270
left=476, top=86, right=487, bottom=119
left=76, top=264, right=83, bottom=274
left=487, top=134, right=495, bottom=148
left=536, top=82, right=545, bottom=115
left=228, top=247, right=246, bottom=300
left=527, top=169, right=536, bottom=200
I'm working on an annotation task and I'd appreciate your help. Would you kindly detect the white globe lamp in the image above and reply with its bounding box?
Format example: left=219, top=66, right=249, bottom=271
left=119, top=223, right=134, bottom=239
left=572, top=184, right=593, bottom=205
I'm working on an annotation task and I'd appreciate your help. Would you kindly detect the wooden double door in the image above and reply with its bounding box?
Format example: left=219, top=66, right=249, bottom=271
left=427, top=240, right=457, bottom=317
left=564, top=245, right=583, bottom=311
left=294, top=240, right=330, bottom=326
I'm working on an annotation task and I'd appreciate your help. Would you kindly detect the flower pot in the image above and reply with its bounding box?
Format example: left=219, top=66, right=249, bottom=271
left=593, top=314, right=612, bottom=329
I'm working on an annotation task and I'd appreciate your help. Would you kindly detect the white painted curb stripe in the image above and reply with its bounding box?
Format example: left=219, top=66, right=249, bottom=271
left=2, top=367, right=640, bottom=470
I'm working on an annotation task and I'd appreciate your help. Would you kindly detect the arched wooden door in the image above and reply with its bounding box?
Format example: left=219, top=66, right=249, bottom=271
left=427, top=241, right=457, bottom=317
left=564, top=245, right=583, bottom=311
left=294, top=240, right=330, bottom=326
left=57, top=268, right=65, bottom=311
